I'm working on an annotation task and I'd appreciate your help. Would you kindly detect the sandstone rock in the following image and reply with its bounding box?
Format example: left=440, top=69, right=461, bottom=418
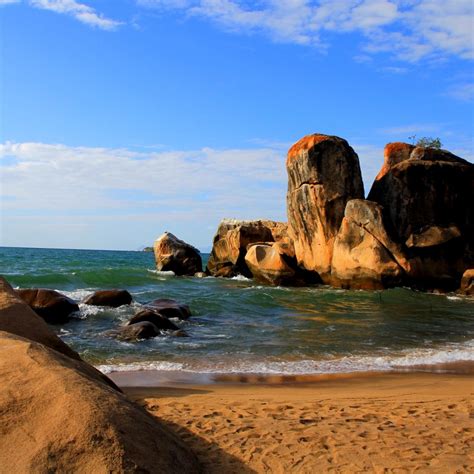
left=286, top=134, right=364, bottom=281
left=145, top=298, right=192, bottom=320
left=113, top=321, right=160, bottom=341
left=127, top=309, right=179, bottom=331
left=206, top=219, right=290, bottom=277
left=0, top=331, right=199, bottom=472
left=459, top=269, right=474, bottom=296
left=83, top=289, right=133, bottom=307
left=154, top=232, right=202, bottom=276
left=16, top=288, right=79, bottom=324
left=0, top=277, right=80, bottom=360
left=331, top=200, right=409, bottom=289
left=245, top=244, right=296, bottom=286
left=368, top=144, right=474, bottom=286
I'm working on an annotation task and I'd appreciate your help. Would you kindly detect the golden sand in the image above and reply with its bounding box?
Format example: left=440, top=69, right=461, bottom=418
left=123, top=372, right=474, bottom=473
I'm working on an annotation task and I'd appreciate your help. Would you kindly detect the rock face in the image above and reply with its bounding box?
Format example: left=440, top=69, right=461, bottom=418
left=0, top=277, right=200, bottom=472
left=127, top=309, right=179, bottom=330
left=368, top=143, right=474, bottom=287
left=245, top=244, right=297, bottom=286
left=286, top=134, right=364, bottom=281
left=331, top=200, right=410, bottom=289
left=154, top=232, right=202, bottom=276
left=16, top=288, right=79, bottom=324
left=459, top=269, right=474, bottom=296
left=145, top=298, right=192, bottom=320
left=206, top=219, right=290, bottom=277
left=83, top=289, right=133, bottom=307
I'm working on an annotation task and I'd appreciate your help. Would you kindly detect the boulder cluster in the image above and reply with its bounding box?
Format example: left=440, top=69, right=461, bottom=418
left=16, top=287, right=192, bottom=341
left=0, top=277, right=200, bottom=472
left=153, top=134, right=473, bottom=292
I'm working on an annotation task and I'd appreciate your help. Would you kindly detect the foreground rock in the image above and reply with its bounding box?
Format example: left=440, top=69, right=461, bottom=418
left=128, top=309, right=179, bottom=330
left=206, top=219, right=290, bottom=277
left=368, top=143, right=474, bottom=288
left=83, top=289, right=133, bottom=307
left=286, top=134, right=364, bottom=281
left=16, top=288, right=79, bottom=324
left=145, top=298, right=192, bottom=320
left=0, top=277, right=200, bottom=472
left=245, top=244, right=297, bottom=286
left=154, top=232, right=202, bottom=276
left=331, top=200, right=409, bottom=289
left=459, top=269, right=474, bottom=296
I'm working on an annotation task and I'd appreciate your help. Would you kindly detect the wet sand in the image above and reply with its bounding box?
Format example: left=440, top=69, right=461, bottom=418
left=118, top=370, right=474, bottom=473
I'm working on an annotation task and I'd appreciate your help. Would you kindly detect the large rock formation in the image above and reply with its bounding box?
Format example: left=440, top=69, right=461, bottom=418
left=286, top=134, right=364, bottom=281
left=331, top=200, right=410, bottom=289
left=16, top=288, right=79, bottom=324
left=368, top=143, right=474, bottom=288
left=0, top=277, right=200, bottom=472
left=154, top=232, right=202, bottom=276
left=206, top=219, right=290, bottom=277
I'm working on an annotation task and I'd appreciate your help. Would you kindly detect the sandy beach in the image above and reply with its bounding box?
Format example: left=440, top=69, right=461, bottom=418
left=120, top=371, right=474, bottom=473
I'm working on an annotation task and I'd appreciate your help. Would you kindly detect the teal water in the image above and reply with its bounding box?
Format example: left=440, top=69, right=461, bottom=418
left=1, top=246, right=473, bottom=375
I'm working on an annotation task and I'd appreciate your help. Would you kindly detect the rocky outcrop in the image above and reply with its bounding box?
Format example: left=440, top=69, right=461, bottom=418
left=145, top=298, right=192, bottom=320
left=0, top=277, right=200, bottom=473
left=83, top=289, right=133, bottom=307
left=245, top=244, right=297, bottom=286
left=127, top=309, right=179, bottom=330
left=206, top=219, right=291, bottom=277
left=368, top=143, right=474, bottom=288
left=154, top=232, right=202, bottom=276
left=459, top=269, right=474, bottom=296
left=286, top=134, right=364, bottom=281
left=331, top=200, right=410, bottom=289
left=16, top=288, right=79, bottom=324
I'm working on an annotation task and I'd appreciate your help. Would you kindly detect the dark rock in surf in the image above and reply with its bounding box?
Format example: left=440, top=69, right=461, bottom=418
left=127, top=309, right=179, bottom=331
left=113, top=321, right=160, bottom=341
left=145, top=298, right=191, bottom=320
left=83, top=289, right=132, bottom=308
left=16, top=288, right=79, bottom=324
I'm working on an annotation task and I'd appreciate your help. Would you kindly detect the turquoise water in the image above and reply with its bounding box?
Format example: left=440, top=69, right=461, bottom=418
left=1, top=246, right=473, bottom=375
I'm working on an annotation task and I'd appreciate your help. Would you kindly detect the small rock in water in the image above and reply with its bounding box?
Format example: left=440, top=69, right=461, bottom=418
left=83, top=290, right=132, bottom=308
left=114, top=321, right=160, bottom=341
left=145, top=298, right=191, bottom=320
left=171, top=329, right=189, bottom=337
left=127, top=309, right=179, bottom=331
left=194, top=272, right=207, bottom=278
left=16, top=288, right=79, bottom=324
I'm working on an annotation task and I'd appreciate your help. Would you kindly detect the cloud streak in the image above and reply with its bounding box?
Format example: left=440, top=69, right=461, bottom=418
left=138, top=0, right=474, bottom=62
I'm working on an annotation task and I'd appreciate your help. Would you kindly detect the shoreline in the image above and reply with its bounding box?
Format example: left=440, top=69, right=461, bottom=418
left=108, top=360, right=474, bottom=387
left=123, top=370, right=474, bottom=473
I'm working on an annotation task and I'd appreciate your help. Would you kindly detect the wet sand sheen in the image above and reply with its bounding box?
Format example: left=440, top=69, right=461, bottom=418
left=122, top=372, right=474, bottom=473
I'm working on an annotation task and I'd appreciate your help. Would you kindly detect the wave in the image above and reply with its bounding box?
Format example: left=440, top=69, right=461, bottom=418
left=96, top=339, right=474, bottom=375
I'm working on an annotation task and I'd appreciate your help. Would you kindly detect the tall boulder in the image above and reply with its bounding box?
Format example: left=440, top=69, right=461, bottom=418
left=206, top=219, right=290, bottom=277
left=331, top=199, right=410, bottom=289
left=154, top=232, right=202, bottom=276
left=286, top=134, right=364, bottom=281
left=368, top=143, right=474, bottom=288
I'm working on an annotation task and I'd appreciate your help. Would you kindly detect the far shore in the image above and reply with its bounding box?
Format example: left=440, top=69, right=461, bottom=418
left=121, top=370, right=474, bottom=473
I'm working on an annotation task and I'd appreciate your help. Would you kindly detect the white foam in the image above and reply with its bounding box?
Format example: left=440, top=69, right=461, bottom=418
left=230, top=275, right=251, bottom=281
left=147, top=269, right=175, bottom=277
left=95, top=339, right=474, bottom=376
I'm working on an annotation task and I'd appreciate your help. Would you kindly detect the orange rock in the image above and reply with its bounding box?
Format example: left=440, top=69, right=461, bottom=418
left=286, top=134, right=364, bottom=281
left=459, top=269, right=474, bottom=296
left=375, top=142, right=414, bottom=180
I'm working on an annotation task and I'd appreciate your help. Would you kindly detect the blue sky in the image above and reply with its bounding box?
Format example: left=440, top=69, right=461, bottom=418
left=1, top=0, right=473, bottom=251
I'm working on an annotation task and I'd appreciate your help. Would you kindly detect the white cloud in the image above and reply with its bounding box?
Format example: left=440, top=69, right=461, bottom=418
left=137, top=0, right=474, bottom=62
left=447, top=82, right=474, bottom=102
left=29, top=0, right=123, bottom=30
left=0, top=0, right=21, bottom=5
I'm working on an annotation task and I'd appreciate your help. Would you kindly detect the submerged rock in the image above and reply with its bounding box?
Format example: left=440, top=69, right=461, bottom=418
left=127, top=309, right=179, bottom=331
left=286, top=134, right=364, bottom=281
left=16, top=288, right=79, bottom=324
left=145, top=298, right=192, bottom=320
left=154, top=232, right=202, bottom=276
left=83, top=289, right=133, bottom=308
left=206, top=219, right=290, bottom=277
left=113, top=321, right=160, bottom=341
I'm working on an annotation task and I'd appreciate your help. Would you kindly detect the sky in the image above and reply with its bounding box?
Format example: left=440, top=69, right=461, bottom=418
left=0, top=0, right=473, bottom=251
